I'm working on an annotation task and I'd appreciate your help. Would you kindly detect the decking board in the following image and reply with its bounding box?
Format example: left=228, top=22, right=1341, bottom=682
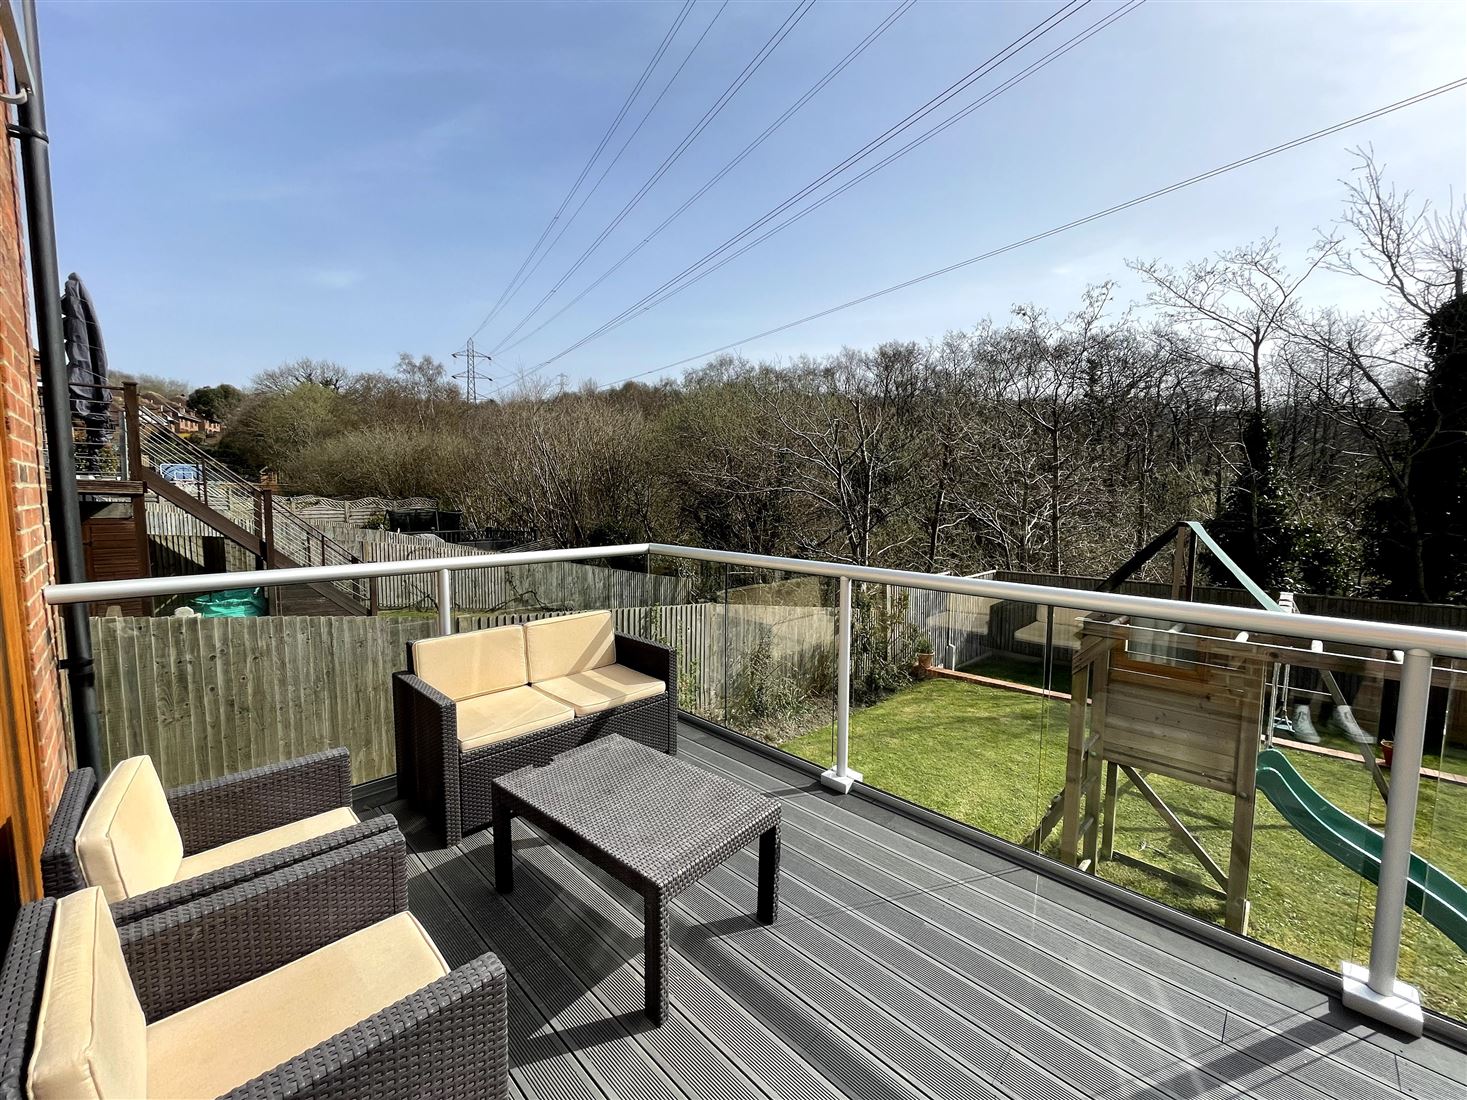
left=357, top=721, right=1466, bottom=1099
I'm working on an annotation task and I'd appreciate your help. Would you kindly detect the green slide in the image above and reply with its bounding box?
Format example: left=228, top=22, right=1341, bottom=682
left=1256, top=748, right=1467, bottom=952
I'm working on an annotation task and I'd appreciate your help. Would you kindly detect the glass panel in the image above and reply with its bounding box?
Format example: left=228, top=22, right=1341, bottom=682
left=788, top=583, right=1060, bottom=847
left=646, top=554, right=728, bottom=723
left=761, top=577, right=1409, bottom=978
left=1080, top=612, right=1387, bottom=975
left=725, top=565, right=837, bottom=770
left=1397, top=660, right=1467, bottom=1023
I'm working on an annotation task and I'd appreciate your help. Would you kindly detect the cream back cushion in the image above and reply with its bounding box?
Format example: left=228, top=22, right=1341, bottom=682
left=29, top=887, right=148, bottom=1099
left=76, top=757, right=183, bottom=905
left=412, top=624, right=529, bottom=702
left=524, top=611, right=616, bottom=683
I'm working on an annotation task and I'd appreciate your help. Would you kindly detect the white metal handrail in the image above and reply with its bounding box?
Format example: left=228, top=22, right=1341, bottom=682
left=40, top=540, right=1466, bottom=1033
left=42, top=541, right=1467, bottom=657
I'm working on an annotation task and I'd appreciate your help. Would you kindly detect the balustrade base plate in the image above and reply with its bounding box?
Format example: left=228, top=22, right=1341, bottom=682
left=819, top=766, right=862, bottom=794
left=1341, top=961, right=1423, bottom=1036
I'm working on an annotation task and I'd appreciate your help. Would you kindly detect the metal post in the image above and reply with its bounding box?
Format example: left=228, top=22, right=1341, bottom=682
left=721, top=564, right=729, bottom=725
left=1342, top=647, right=1432, bottom=1035
left=15, top=0, right=102, bottom=772
left=821, top=575, right=861, bottom=793
left=436, top=569, right=453, bottom=636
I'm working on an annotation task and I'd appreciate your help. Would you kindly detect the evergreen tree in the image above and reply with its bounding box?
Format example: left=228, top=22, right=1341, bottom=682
left=1208, top=412, right=1345, bottom=594
left=1367, top=291, right=1467, bottom=602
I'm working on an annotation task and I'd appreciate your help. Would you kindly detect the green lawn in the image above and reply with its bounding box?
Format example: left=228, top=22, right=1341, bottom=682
left=783, top=677, right=1467, bottom=1021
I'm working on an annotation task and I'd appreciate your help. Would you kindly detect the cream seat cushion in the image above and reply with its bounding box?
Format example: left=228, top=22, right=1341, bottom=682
left=413, top=623, right=529, bottom=701
left=28, top=888, right=148, bottom=1100
left=455, top=686, right=574, bottom=752
left=524, top=611, right=616, bottom=683
left=533, top=664, right=666, bottom=718
left=147, top=912, right=449, bottom=1100
left=174, top=807, right=361, bottom=883
left=75, top=756, right=184, bottom=905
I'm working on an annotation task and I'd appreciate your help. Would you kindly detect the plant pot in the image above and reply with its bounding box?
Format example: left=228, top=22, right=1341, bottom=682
left=915, top=653, right=933, bottom=670
left=1380, top=740, right=1394, bottom=768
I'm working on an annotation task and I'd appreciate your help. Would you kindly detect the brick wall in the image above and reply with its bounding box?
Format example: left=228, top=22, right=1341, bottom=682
left=0, top=100, right=69, bottom=812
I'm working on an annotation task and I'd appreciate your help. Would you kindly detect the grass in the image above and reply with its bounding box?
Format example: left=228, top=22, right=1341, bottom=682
left=782, top=676, right=1467, bottom=1021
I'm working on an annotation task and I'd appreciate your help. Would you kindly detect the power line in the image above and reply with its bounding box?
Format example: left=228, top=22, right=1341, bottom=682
left=484, top=0, right=732, bottom=350
left=493, top=0, right=916, bottom=360
left=466, top=0, right=695, bottom=340
left=554, top=0, right=1145, bottom=358
left=488, top=0, right=817, bottom=355
left=503, top=0, right=1096, bottom=385
left=579, top=77, right=1467, bottom=394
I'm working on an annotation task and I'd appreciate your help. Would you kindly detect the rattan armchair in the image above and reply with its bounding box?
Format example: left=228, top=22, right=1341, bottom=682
left=41, top=748, right=387, bottom=921
left=1, top=840, right=508, bottom=1099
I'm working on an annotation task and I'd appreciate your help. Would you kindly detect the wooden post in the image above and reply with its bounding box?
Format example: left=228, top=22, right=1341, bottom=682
left=1061, top=646, right=1100, bottom=867
left=261, top=488, right=276, bottom=616
left=1080, top=657, right=1106, bottom=873
left=1100, top=762, right=1118, bottom=860
left=368, top=576, right=379, bottom=617
left=1170, top=524, right=1194, bottom=601
left=1184, top=529, right=1198, bottom=601
left=1225, top=663, right=1264, bottom=935
left=122, top=382, right=142, bottom=482
left=252, top=493, right=265, bottom=571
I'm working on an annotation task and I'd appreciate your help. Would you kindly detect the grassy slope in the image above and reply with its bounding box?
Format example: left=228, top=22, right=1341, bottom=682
left=783, top=677, right=1467, bottom=1021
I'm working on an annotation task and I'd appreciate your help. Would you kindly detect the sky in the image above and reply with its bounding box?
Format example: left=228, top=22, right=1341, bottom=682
left=37, top=0, right=1467, bottom=394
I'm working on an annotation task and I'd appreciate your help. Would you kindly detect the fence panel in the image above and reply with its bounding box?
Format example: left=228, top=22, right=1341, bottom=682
left=90, top=595, right=836, bottom=786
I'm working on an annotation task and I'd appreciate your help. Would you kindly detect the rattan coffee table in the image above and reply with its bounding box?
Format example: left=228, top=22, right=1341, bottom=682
left=492, top=734, right=780, bottom=1024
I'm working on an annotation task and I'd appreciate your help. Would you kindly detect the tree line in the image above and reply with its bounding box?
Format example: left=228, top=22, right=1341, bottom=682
left=204, top=152, right=1466, bottom=603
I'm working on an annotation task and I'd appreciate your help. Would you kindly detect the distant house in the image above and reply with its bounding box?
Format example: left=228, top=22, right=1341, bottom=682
left=136, top=391, right=222, bottom=438
left=170, top=405, right=221, bottom=437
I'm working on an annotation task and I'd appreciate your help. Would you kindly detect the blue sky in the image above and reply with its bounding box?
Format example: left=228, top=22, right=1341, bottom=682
left=39, top=0, right=1467, bottom=392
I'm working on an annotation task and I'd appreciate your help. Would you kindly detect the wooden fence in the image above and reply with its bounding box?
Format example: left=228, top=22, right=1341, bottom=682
left=90, top=599, right=836, bottom=787
left=281, top=496, right=438, bottom=523
left=905, top=587, right=996, bottom=669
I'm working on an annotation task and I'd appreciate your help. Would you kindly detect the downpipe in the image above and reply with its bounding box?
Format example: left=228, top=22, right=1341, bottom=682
left=12, top=0, right=102, bottom=771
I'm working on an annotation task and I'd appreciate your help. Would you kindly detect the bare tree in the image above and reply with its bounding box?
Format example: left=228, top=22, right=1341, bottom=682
left=1131, top=236, right=1336, bottom=417
left=252, top=357, right=350, bottom=394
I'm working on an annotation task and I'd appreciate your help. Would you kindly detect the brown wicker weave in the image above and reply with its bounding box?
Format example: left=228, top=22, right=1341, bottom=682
left=120, top=825, right=409, bottom=1021
left=38, top=767, right=95, bottom=897
left=394, top=632, right=678, bottom=846
left=167, top=748, right=353, bottom=853
left=224, top=952, right=508, bottom=1100
left=41, top=748, right=361, bottom=906
left=0, top=898, right=51, bottom=1100
left=492, top=734, right=779, bottom=1024
left=0, top=837, right=509, bottom=1099
left=113, top=817, right=400, bottom=927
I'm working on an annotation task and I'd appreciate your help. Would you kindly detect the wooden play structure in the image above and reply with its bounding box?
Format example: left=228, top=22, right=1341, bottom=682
left=1061, top=612, right=1268, bottom=932
left=1034, top=520, right=1467, bottom=944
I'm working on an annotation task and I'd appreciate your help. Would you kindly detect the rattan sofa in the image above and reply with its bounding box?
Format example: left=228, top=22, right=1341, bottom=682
left=41, top=748, right=389, bottom=921
left=393, top=610, right=677, bottom=845
left=0, top=863, right=508, bottom=1099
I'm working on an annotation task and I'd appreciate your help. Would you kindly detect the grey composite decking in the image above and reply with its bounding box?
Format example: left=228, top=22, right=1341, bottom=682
left=358, top=721, right=1467, bottom=1100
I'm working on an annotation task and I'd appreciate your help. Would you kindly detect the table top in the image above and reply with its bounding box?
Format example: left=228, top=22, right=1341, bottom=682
left=493, top=735, right=778, bottom=883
